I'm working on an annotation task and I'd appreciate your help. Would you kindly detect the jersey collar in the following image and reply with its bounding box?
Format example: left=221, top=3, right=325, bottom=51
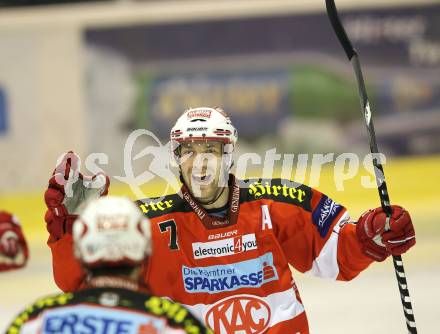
left=85, top=276, right=141, bottom=291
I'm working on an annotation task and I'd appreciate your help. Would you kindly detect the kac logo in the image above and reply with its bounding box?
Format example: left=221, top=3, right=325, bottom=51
left=205, top=295, right=271, bottom=334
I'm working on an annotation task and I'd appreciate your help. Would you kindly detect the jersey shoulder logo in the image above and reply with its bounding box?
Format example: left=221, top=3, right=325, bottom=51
left=240, top=178, right=312, bottom=211
left=312, top=195, right=343, bottom=237
left=136, top=193, right=188, bottom=218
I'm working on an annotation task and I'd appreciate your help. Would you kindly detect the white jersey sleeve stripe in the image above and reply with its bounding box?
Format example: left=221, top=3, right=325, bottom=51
left=305, top=211, right=350, bottom=280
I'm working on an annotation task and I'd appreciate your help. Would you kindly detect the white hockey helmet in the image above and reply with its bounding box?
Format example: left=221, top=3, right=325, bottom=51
left=170, top=107, right=238, bottom=169
left=72, top=196, right=151, bottom=268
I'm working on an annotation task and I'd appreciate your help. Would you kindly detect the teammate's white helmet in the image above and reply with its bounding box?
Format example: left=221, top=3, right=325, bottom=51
left=170, top=107, right=238, bottom=168
left=72, top=196, right=151, bottom=268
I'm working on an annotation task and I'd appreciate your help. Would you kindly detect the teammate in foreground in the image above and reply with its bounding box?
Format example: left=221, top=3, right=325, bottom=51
left=7, top=196, right=208, bottom=334
left=0, top=211, right=28, bottom=272
left=44, top=107, right=416, bottom=333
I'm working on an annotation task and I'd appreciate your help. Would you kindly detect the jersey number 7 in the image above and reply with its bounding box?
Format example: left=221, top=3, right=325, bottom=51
left=158, top=219, right=179, bottom=250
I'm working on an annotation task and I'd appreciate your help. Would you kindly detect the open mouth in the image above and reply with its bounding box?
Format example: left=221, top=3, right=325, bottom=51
left=191, top=173, right=214, bottom=185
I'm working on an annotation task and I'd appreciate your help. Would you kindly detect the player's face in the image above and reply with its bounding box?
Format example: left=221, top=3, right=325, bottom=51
left=179, top=141, right=226, bottom=203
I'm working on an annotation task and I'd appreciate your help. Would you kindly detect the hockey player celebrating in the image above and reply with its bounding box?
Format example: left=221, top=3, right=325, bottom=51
left=0, top=211, right=28, bottom=272
left=8, top=196, right=208, bottom=334
left=44, top=107, right=416, bottom=333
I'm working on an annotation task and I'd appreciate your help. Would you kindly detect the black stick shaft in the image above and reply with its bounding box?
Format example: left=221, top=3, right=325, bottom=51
left=350, top=55, right=391, bottom=213
left=325, top=1, right=417, bottom=333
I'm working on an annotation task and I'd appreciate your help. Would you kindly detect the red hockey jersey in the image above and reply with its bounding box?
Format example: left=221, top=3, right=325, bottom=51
left=48, top=178, right=373, bottom=333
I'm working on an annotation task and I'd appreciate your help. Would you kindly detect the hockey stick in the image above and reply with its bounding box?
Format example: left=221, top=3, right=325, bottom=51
left=325, top=1, right=417, bottom=333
